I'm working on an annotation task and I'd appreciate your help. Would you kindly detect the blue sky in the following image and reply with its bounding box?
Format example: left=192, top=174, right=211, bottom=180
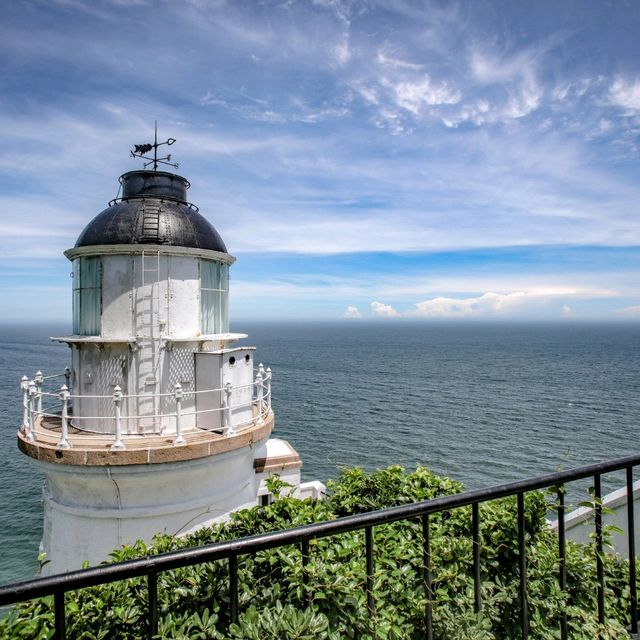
left=1, top=0, right=640, bottom=322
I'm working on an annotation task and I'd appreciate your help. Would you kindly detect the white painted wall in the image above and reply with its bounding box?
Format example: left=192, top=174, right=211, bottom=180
left=70, top=252, right=238, bottom=434
left=34, top=435, right=270, bottom=574
left=195, top=349, right=256, bottom=431
left=100, top=254, right=201, bottom=341
left=550, top=480, right=640, bottom=559
left=71, top=344, right=131, bottom=433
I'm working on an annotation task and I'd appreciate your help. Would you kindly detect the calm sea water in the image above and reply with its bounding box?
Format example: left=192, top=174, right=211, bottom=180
left=1, top=321, right=639, bottom=585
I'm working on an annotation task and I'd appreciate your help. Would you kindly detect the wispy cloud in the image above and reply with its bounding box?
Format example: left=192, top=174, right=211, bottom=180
left=609, top=77, right=640, bottom=114
left=391, top=77, right=461, bottom=114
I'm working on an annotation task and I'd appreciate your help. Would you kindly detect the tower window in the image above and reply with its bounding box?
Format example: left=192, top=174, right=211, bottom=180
left=72, top=256, right=102, bottom=336
left=200, top=259, right=229, bottom=334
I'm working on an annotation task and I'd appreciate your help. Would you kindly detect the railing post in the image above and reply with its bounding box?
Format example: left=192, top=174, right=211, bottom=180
left=557, top=487, right=567, bottom=640
left=173, top=383, right=184, bottom=445
left=111, top=385, right=125, bottom=450
left=472, top=502, right=482, bottom=613
left=266, top=367, right=272, bottom=413
left=422, top=513, right=433, bottom=640
left=27, top=379, right=37, bottom=441
left=57, top=385, right=71, bottom=449
left=229, top=554, right=239, bottom=624
left=627, top=467, right=638, bottom=634
left=147, top=571, right=158, bottom=640
left=224, top=381, right=234, bottom=435
left=35, top=371, right=43, bottom=416
left=21, top=375, right=29, bottom=429
left=64, top=366, right=72, bottom=398
left=517, top=492, right=528, bottom=640
left=594, top=474, right=605, bottom=626
left=301, top=539, right=312, bottom=606
left=256, top=370, right=264, bottom=425
left=54, top=591, right=66, bottom=640
left=365, top=525, right=375, bottom=622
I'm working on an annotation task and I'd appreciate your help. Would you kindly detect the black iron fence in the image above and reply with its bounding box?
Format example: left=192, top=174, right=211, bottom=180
left=1, top=452, right=639, bottom=639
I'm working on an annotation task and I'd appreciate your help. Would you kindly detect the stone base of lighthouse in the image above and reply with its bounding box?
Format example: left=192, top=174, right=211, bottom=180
left=18, top=414, right=314, bottom=575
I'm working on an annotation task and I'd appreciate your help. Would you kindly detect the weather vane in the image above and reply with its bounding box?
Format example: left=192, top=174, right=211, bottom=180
left=130, top=121, right=178, bottom=171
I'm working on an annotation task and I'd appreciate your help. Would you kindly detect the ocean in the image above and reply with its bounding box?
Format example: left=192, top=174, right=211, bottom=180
left=1, top=321, right=639, bottom=585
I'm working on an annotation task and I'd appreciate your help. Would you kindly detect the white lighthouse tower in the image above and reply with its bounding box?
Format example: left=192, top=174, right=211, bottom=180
left=17, top=137, right=322, bottom=575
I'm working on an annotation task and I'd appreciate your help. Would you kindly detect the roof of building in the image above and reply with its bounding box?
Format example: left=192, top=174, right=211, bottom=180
left=74, top=170, right=228, bottom=253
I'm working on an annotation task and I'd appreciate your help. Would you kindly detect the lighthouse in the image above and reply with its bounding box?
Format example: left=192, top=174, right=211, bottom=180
left=17, top=136, right=323, bottom=575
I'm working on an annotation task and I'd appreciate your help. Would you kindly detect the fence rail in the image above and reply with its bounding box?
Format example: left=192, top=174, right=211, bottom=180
left=1, top=452, right=639, bottom=639
left=19, top=365, right=272, bottom=449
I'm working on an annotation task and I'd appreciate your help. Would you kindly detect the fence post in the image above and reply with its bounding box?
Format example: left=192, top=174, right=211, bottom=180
left=225, top=381, right=234, bottom=434
left=27, top=380, right=37, bottom=441
left=256, top=370, right=264, bottom=425
left=35, top=371, right=43, bottom=416
left=111, top=385, right=125, bottom=450
left=57, top=385, right=71, bottom=449
left=266, top=367, right=272, bottom=413
left=173, top=383, right=184, bottom=445
left=21, top=376, right=29, bottom=429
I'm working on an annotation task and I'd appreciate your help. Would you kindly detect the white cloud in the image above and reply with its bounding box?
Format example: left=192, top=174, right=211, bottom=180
left=552, top=83, right=571, bottom=101
left=392, top=76, right=461, bottom=114
left=407, top=290, right=600, bottom=318
left=355, top=46, right=462, bottom=126
left=334, top=37, right=351, bottom=66
left=376, top=276, right=619, bottom=299
left=371, top=301, right=400, bottom=317
left=343, top=305, right=362, bottom=318
left=354, top=83, right=379, bottom=105
left=615, top=305, right=640, bottom=316
left=609, top=77, right=640, bottom=114
left=461, top=45, right=548, bottom=123
left=504, top=78, right=543, bottom=119
left=407, top=292, right=522, bottom=317
left=198, top=92, right=228, bottom=107
left=470, top=51, right=525, bottom=84
left=561, top=304, right=574, bottom=317
left=376, top=51, right=424, bottom=71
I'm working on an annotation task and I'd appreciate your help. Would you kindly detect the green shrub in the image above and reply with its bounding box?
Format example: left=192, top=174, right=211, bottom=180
left=0, top=466, right=634, bottom=639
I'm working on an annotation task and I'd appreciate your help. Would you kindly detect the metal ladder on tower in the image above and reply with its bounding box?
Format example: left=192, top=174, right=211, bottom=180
left=136, top=248, right=162, bottom=433
left=140, top=202, right=162, bottom=244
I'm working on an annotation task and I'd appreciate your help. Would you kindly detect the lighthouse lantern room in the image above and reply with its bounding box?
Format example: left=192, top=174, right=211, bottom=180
left=17, top=136, right=323, bottom=574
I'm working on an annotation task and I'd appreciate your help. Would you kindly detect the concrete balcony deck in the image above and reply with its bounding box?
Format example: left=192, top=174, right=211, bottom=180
left=17, top=412, right=274, bottom=467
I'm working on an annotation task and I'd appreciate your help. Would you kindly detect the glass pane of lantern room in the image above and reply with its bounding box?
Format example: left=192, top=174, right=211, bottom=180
left=72, top=260, right=81, bottom=334
left=201, top=290, right=216, bottom=334
left=220, top=264, right=229, bottom=333
left=77, top=256, right=102, bottom=336
left=201, top=260, right=230, bottom=334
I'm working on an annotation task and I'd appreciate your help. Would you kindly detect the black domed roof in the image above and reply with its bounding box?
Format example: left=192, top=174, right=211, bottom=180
left=75, top=170, right=228, bottom=253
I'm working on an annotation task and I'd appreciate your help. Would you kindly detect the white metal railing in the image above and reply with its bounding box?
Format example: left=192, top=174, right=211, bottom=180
left=19, top=365, right=273, bottom=451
